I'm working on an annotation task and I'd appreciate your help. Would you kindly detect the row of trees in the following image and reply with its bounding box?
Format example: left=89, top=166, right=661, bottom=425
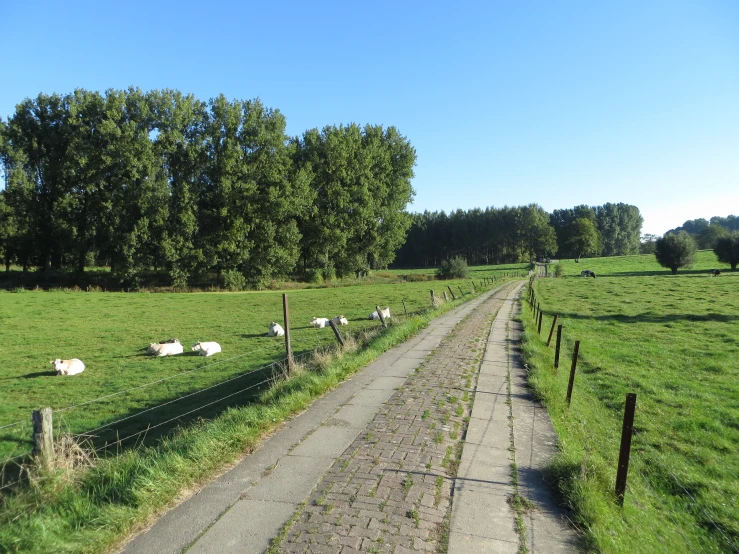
left=654, top=231, right=739, bottom=273
left=661, top=215, right=739, bottom=250
left=392, top=202, right=643, bottom=267
left=0, top=89, right=416, bottom=287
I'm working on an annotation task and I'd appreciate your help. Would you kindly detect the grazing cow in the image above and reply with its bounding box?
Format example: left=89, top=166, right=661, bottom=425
left=581, top=270, right=596, bottom=278
left=191, top=341, right=221, bottom=356
left=268, top=322, right=285, bottom=337
left=310, top=317, right=331, bottom=328
left=147, top=339, right=184, bottom=357
left=332, top=315, right=349, bottom=326
left=708, top=269, right=721, bottom=277
left=50, top=358, right=85, bottom=376
left=369, top=307, right=391, bottom=320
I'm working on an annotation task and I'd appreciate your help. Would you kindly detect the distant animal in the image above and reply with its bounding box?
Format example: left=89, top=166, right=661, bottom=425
left=708, top=269, right=721, bottom=277
left=191, top=341, right=221, bottom=357
left=268, top=322, right=285, bottom=337
left=580, top=270, right=596, bottom=278
left=310, top=317, right=331, bottom=328
left=50, top=358, right=85, bottom=376
left=369, top=307, right=391, bottom=320
left=332, top=315, right=349, bottom=326
left=159, top=338, right=179, bottom=344
left=147, top=339, right=184, bottom=357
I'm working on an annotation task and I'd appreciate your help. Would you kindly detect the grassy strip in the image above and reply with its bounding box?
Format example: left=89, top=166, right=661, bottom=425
left=0, top=288, right=490, bottom=554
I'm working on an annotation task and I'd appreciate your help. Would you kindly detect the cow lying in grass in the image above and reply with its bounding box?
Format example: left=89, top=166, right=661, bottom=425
left=147, top=339, right=184, bottom=357
left=50, top=358, right=85, bottom=376
left=268, top=322, right=285, bottom=336
left=191, top=341, right=221, bottom=356
left=332, top=315, right=349, bottom=326
left=581, top=270, right=596, bottom=278
left=311, top=317, right=330, bottom=328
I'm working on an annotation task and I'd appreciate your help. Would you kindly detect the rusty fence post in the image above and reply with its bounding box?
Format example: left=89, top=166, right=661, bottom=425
left=282, top=293, right=294, bottom=374
left=615, top=393, right=637, bottom=507
left=328, top=319, right=345, bottom=348
left=547, top=315, right=559, bottom=347
left=554, top=324, right=563, bottom=370
left=32, top=407, right=54, bottom=465
left=566, top=341, right=580, bottom=405
left=447, top=285, right=456, bottom=300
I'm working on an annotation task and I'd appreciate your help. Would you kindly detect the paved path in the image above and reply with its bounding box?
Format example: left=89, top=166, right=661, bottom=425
left=123, top=282, right=577, bottom=554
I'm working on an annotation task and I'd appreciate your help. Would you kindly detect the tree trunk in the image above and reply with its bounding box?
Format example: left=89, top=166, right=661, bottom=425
left=77, top=247, right=87, bottom=277
left=731, top=263, right=736, bottom=270
left=671, top=267, right=678, bottom=275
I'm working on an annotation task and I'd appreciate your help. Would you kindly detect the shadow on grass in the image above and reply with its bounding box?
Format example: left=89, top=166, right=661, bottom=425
left=552, top=312, right=738, bottom=324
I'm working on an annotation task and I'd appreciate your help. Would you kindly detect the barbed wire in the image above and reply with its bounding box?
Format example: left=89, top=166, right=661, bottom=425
left=93, top=372, right=280, bottom=455
left=74, top=359, right=279, bottom=438
left=0, top=419, right=28, bottom=431
left=53, top=344, right=277, bottom=415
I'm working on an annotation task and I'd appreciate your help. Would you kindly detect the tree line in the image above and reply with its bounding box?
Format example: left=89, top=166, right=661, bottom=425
left=393, top=202, right=643, bottom=267
left=0, top=88, right=416, bottom=288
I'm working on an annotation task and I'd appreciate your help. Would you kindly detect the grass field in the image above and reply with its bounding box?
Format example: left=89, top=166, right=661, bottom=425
left=523, top=251, right=738, bottom=553
left=0, top=275, right=513, bottom=462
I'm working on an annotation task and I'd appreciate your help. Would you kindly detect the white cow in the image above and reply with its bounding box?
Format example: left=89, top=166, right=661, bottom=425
left=268, top=322, right=285, bottom=337
left=147, top=339, right=184, bottom=357
left=332, top=315, right=349, bottom=326
left=310, top=317, right=331, bottom=328
left=50, top=358, right=85, bottom=376
left=191, top=341, right=222, bottom=356
left=369, top=307, right=391, bottom=320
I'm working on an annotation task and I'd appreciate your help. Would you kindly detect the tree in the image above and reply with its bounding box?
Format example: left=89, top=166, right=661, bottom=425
left=696, top=224, right=729, bottom=250
left=639, top=234, right=659, bottom=254
left=437, top=256, right=468, bottom=279
left=655, top=232, right=696, bottom=274
left=595, top=203, right=643, bottom=256
left=566, top=218, right=600, bottom=261
left=713, top=233, right=739, bottom=270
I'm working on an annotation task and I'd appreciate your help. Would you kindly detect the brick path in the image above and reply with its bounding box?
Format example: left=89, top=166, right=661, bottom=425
left=276, top=287, right=513, bottom=553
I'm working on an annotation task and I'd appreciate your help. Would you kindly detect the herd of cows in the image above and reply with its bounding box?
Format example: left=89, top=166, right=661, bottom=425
left=48, top=307, right=394, bottom=378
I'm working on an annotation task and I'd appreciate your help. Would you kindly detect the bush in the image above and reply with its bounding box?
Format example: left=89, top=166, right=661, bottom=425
left=553, top=263, right=564, bottom=278
left=437, top=256, right=469, bottom=279
left=713, top=232, right=739, bottom=270
left=655, top=232, right=696, bottom=274
left=223, top=269, right=247, bottom=291
left=307, top=269, right=323, bottom=284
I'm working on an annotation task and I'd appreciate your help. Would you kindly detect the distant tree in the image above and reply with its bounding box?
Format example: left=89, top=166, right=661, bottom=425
left=655, top=232, right=696, bottom=274
left=595, top=203, right=643, bottom=256
left=437, top=256, right=468, bottom=279
left=713, top=232, right=739, bottom=270
left=640, top=234, right=659, bottom=254
left=566, top=218, right=600, bottom=261
left=696, top=224, right=729, bottom=250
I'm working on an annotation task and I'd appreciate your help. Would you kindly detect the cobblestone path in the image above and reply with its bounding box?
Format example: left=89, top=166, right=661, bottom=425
left=276, top=285, right=516, bottom=554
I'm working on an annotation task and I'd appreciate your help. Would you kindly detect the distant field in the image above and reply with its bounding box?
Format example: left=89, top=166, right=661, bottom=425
left=386, top=261, right=531, bottom=277
left=0, top=276, right=504, bottom=460
left=524, top=251, right=738, bottom=553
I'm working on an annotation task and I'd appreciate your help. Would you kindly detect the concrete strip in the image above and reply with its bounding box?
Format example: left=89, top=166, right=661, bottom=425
left=508, top=298, right=580, bottom=553
left=122, top=286, right=504, bottom=554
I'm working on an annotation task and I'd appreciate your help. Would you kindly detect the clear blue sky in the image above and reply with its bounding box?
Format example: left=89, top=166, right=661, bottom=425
left=2, top=0, right=738, bottom=236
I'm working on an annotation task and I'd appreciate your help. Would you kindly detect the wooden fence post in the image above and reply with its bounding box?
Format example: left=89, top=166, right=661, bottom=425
left=554, top=324, right=562, bottom=370
left=458, top=285, right=465, bottom=298
left=547, top=315, right=559, bottom=347
left=282, top=293, right=294, bottom=374
left=447, top=285, right=456, bottom=300
left=376, top=305, right=388, bottom=328
left=32, top=407, right=54, bottom=465
left=566, top=341, right=580, bottom=405
left=616, top=393, right=637, bottom=507
left=328, top=320, right=345, bottom=348
left=537, top=311, right=543, bottom=334
left=402, top=300, right=408, bottom=318
left=470, top=282, right=476, bottom=293
left=430, top=290, right=436, bottom=306
left=443, top=291, right=449, bottom=302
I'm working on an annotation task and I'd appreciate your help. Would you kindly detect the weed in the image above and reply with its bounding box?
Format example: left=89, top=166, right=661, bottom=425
left=402, top=474, right=414, bottom=494
left=422, top=409, right=430, bottom=420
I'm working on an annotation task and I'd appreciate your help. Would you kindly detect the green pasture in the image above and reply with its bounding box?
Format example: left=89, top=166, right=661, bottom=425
left=0, top=276, right=495, bottom=460
left=524, top=252, right=738, bottom=553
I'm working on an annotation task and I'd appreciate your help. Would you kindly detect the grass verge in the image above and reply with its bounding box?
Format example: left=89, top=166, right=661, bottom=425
left=0, top=286, right=491, bottom=553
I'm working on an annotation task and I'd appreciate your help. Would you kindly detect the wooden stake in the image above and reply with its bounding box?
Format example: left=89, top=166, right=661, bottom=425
left=566, top=341, right=580, bottom=405
left=32, top=407, right=54, bottom=465
left=328, top=319, right=345, bottom=348
left=554, top=324, right=562, bottom=370
left=616, top=393, right=637, bottom=507
left=282, top=293, right=294, bottom=374
left=402, top=300, right=408, bottom=317
left=376, top=305, right=388, bottom=328
left=447, top=285, right=456, bottom=300
left=547, top=315, right=559, bottom=347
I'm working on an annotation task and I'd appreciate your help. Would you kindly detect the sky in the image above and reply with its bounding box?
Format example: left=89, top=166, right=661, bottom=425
left=1, top=0, right=738, bottom=236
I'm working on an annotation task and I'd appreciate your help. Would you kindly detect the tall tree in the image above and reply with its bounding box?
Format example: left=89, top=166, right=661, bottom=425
left=595, top=202, right=643, bottom=256
left=566, top=218, right=601, bottom=261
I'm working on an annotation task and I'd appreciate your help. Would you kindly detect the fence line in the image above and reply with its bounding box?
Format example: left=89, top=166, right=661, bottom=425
left=93, top=372, right=280, bottom=455
left=74, top=359, right=280, bottom=439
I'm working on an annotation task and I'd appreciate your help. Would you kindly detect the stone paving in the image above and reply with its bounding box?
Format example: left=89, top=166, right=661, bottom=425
left=275, top=287, right=513, bottom=553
